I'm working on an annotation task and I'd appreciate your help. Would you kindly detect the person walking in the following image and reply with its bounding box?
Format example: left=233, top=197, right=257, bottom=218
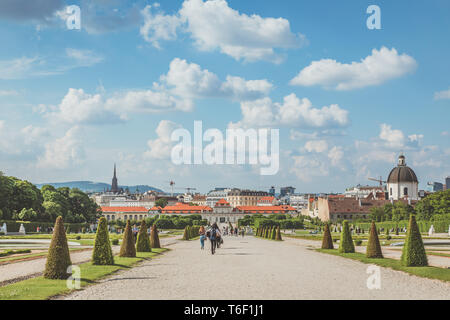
left=208, top=223, right=220, bottom=255
left=199, top=226, right=206, bottom=250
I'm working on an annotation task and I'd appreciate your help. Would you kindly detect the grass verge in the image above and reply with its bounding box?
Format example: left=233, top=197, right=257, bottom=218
left=0, top=248, right=167, bottom=300
left=316, top=249, right=450, bottom=282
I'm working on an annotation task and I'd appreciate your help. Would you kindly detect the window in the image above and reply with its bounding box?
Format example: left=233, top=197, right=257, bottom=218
left=403, top=187, right=408, bottom=196
left=390, top=188, right=392, bottom=196
left=124, top=215, right=127, bottom=220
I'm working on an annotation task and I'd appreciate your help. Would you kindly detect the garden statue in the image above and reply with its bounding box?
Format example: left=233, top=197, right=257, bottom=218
left=0, top=223, right=6, bottom=235
left=19, top=223, right=26, bottom=235
left=428, top=225, right=434, bottom=237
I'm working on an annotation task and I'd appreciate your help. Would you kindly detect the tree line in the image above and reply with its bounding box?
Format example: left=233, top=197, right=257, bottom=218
left=0, top=171, right=100, bottom=223
left=369, top=190, right=450, bottom=223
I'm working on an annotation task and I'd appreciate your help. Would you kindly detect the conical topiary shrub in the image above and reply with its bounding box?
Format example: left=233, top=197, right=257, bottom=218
left=92, top=216, right=114, bottom=265
left=271, top=226, right=276, bottom=240
left=119, top=220, right=136, bottom=257
left=44, top=216, right=72, bottom=279
left=150, top=224, right=161, bottom=248
left=339, top=220, right=355, bottom=253
left=265, top=227, right=270, bottom=238
left=366, top=221, right=383, bottom=258
left=401, top=215, right=428, bottom=266
left=182, top=226, right=189, bottom=240
left=136, top=220, right=151, bottom=252
left=276, top=226, right=282, bottom=241
left=321, top=223, right=333, bottom=249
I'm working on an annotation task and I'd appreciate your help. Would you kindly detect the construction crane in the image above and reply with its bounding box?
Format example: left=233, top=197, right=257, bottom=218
left=368, top=176, right=386, bottom=187
left=163, top=180, right=176, bottom=196
left=174, top=187, right=197, bottom=194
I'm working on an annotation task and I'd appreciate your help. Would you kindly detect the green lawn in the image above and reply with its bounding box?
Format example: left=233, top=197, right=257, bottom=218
left=0, top=248, right=167, bottom=300
left=316, top=249, right=450, bottom=282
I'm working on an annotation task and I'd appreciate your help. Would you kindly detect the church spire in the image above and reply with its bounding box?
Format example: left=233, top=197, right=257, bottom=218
left=111, top=163, right=119, bottom=193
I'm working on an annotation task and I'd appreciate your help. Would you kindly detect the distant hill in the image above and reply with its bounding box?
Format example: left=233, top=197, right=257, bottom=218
left=35, top=181, right=164, bottom=194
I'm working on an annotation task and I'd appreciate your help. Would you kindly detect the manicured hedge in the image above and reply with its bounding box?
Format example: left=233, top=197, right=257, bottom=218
left=0, top=220, right=89, bottom=233
left=353, top=219, right=450, bottom=233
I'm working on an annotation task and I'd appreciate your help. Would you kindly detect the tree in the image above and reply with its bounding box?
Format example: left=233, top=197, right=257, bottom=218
left=119, top=220, right=136, bottom=257
left=275, top=226, right=282, bottom=241
left=321, top=223, right=333, bottom=249
left=18, top=208, right=37, bottom=221
left=155, top=198, right=168, bottom=208
left=415, top=190, right=450, bottom=220
left=339, top=221, right=355, bottom=253
left=366, top=221, right=383, bottom=258
left=44, top=216, right=72, bottom=279
left=401, top=215, right=428, bottom=266
left=92, top=217, right=114, bottom=265
left=136, top=220, right=151, bottom=252
left=151, top=225, right=161, bottom=248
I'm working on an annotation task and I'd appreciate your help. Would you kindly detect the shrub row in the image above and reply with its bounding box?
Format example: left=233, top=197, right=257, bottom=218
left=0, top=249, right=32, bottom=257
left=352, top=219, right=449, bottom=234
left=0, top=220, right=90, bottom=233
left=182, top=225, right=202, bottom=240
left=255, top=226, right=282, bottom=241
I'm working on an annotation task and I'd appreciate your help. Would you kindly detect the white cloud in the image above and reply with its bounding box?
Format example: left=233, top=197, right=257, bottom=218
left=106, top=89, right=193, bottom=114
left=379, top=123, right=423, bottom=149
left=290, top=47, right=417, bottom=90
left=144, top=120, right=181, bottom=160
left=160, top=58, right=272, bottom=100
left=20, top=125, right=49, bottom=144
left=66, top=48, right=104, bottom=67
left=0, top=57, right=42, bottom=80
left=290, top=155, right=329, bottom=182
left=140, top=4, right=184, bottom=49
left=328, top=146, right=344, bottom=166
left=47, top=88, right=125, bottom=125
left=0, top=49, right=103, bottom=80
left=141, top=0, right=306, bottom=63
left=304, top=140, right=328, bottom=153
left=233, top=93, right=349, bottom=129
left=379, top=123, right=405, bottom=148
left=44, top=58, right=271, bottom=124
left=434, top=87, right=450, bottom=100
left=37, top=126, right=85, bottom=169
left=0, top=90, right=18, bottom=96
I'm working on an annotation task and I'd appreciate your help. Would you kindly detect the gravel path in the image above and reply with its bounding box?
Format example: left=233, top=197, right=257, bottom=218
left=0, top=237, right=178, bottom=286
left=64, top=236, right=450, bottom=300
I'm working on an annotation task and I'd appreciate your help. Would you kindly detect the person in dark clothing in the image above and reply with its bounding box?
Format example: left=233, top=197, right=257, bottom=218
left=208, top=223, right=221, bottom=255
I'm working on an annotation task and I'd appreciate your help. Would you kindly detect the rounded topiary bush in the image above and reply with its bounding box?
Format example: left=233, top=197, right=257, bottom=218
left=354, top=239, right=363, bottom=246
left=366, top=221, right=383, bottom=258
left=119, top=220, right=136, bottom=257
left=92, top=217, right=114, bottom=265
left=150, top=224, right=161, bottom=249
left=321, top=223, right=334, bottom=249
left=111, top=238, right=119, bottom=245
left=136, top=220, right=151, bottom=252
left=44, top=216, right=72, bottom=279
left=401, top=215, right=428, bottom=267
left=339, top=220, right=355, bottom=253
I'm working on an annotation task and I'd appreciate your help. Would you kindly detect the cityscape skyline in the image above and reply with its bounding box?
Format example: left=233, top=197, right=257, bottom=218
left=0, top=0, right=449, bottom=194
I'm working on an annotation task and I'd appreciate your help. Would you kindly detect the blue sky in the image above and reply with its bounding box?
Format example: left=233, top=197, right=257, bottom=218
left=0, top=0, right=449, bottom=194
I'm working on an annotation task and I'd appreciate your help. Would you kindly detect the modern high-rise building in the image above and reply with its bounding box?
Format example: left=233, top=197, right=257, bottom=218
left=446, top=176, right=450, bottom=190
left=280, top=186, right=296, bottom=197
